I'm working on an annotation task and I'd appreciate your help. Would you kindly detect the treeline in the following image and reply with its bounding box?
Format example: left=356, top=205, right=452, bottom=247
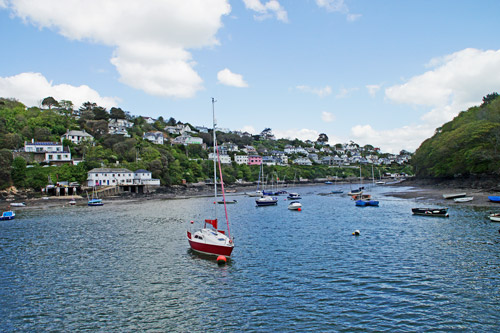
left=0, top=97, right=409, bottom=191
left=412, top=93, right=500, bottom=177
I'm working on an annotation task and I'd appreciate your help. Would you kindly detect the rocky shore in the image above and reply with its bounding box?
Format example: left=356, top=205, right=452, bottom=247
left=383, top=176, right=500, bottom=208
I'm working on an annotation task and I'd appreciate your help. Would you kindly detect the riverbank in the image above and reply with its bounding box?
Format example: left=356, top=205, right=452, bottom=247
left=3, top=177, right=500, bottom=210
left=383, top=177, right=500, bottom=208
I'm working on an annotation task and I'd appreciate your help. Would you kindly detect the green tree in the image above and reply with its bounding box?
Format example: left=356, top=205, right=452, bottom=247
left=11, top=157, right=27, bottom=187
left=41, top=96, right=59, bottom=109
left=110, top=107, right=126, bottom=119
left=0, top=149, right=13, bottom=189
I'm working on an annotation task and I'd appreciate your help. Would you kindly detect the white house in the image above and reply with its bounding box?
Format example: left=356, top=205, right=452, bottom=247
left=87, top=168, right=160, bottom=187
left=108, top=118, right=133, bottom=137
left=284, top=146, right=308, bottom=155
left=171, top=135, right=203, bottom=145
left=61, top=130, right=93, bottom=144
left=24, top=140, right=72, bottom=164
left=134, top=169, right=160, bottom=185
left=87, top=168, right=134, bottom=187
left=165, top=124, right=191, bottom=135
left=293, top=157, right=312, bottom=166
left=234, top=155, right=248, bottom=165
left=143, top=116, right=156, bottom=124
left=208, top=152, right=232, bottom=164
left=143, top=131, right=164, bottom=145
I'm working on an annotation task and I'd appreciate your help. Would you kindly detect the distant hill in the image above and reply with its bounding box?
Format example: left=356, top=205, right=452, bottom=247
left=412, top=93, right=500, bottom=178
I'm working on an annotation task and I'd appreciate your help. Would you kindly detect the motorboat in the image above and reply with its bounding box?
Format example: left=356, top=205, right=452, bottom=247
left=256, top=196, right=278, bottom=206
left=287, top=192, right=301, bottom=200
left=0, top=210, right=15, bottom=220
left=88, top=198, right=103, bottom=206
left=288, top=201, right=302, bottom=210
left=10, top=202, right=25, bottom=207
left=412, top=207, right=449, bottom=217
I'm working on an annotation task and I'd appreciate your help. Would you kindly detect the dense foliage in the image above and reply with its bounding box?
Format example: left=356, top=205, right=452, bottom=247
left=0, top=97, right=409, bottom=191
left=412, top=93, right=500, bottom=177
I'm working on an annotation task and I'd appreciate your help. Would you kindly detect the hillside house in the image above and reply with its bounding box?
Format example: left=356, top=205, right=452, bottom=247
left=143, top=131, right=164, bottom=145
left=61, top=130, right=93, bottom=144
left=24, top=140, right=72, bottom=164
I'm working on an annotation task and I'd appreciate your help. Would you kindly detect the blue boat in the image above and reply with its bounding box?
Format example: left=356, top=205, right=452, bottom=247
left=488, top=196, right=500, bottom=203
left=355, top=199, right=379, bottom=207
left=88, top=199, right=103, bottom=206
left=0, top=210, right=15, bottom=220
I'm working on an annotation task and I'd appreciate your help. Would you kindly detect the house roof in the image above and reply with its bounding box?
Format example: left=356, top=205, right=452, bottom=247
left=64, top=130, right=93, bottom=137
left=88, top=168, right=133, bottom=173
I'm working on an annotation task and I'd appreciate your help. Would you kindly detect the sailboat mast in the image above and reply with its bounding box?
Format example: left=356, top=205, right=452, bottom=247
left=212, top=97, right=217, bottom=220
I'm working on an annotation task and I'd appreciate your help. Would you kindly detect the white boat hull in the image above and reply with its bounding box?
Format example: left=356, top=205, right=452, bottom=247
left=453, top=197, right=473, bottom=203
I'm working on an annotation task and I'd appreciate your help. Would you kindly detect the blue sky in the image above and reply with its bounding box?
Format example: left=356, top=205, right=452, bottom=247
left=1, top=0, right=500, bottom=153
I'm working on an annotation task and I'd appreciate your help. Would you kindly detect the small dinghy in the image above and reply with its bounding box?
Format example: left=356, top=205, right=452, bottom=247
left=412, top=207, right=449, bottom=217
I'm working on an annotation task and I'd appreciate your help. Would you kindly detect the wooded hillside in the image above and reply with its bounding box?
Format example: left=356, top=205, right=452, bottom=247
left=412, top=93, right=500, bottom=177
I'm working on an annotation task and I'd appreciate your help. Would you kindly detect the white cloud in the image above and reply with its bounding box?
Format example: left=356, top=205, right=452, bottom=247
left=296, top=85, right=332, bottom=97
left=347, top=13, right=362, bottom=22
left=0, top=72, right=119, bottom=109
left=355, top=48, right=500, bottom=152
left=366, top=84, right=381, bottom=97
left=350, top=124, right=432, bottom=154
left=321, top=111, right=335, bottom=122
left=316, top=0, right=360, bottom=21
left=386, top=48, right=500, bottom=126
left=336, top=87, right=357, bottom=98
left=240, top=125, right=256, bottom=134
left=243, top=0, right=288, bottom=22
left=273, top=128, right=319, bottom=141
left=217, top=68, right=249, bottom=87
left=3, top=0, right=231, bottom=98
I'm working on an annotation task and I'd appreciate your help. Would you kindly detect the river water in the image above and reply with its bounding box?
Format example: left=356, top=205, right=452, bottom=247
left=1, top=185, right=499, bottom=331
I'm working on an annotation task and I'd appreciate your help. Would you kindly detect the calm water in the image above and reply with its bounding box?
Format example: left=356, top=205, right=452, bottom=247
left=1, top=185, right=499, bottom=331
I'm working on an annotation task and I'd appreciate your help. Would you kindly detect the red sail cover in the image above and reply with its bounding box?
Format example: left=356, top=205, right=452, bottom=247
left=205, top=219, right=218, bottom=229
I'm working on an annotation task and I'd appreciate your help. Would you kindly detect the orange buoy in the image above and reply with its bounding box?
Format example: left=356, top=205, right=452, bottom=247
left=298, top=207, right=302, bottom=211
left=217, top=255, right=227, bottom=265
left=190, top=220, right=194, bottom=224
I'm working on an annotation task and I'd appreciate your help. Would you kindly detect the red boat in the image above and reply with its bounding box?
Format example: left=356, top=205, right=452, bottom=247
left=187, top=219, right=234, bottom=256
left=187, top=98, right=234, bottom=257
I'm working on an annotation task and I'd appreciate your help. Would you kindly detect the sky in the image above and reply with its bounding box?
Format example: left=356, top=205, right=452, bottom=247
left=1, top=0, right=500, bottom=153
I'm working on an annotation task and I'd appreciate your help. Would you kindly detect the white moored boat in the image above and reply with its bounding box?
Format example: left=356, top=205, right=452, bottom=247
left=288, top=201, right=302, bottom=210
left=443, top=193, right=466, bottom=199
left=453, top=196, right=473, bottom=203
left=489, top=213, right=500, bottom=222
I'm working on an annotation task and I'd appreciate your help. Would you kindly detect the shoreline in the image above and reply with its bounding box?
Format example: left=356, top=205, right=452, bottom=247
left=3, top=178, right=500, bottom=210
